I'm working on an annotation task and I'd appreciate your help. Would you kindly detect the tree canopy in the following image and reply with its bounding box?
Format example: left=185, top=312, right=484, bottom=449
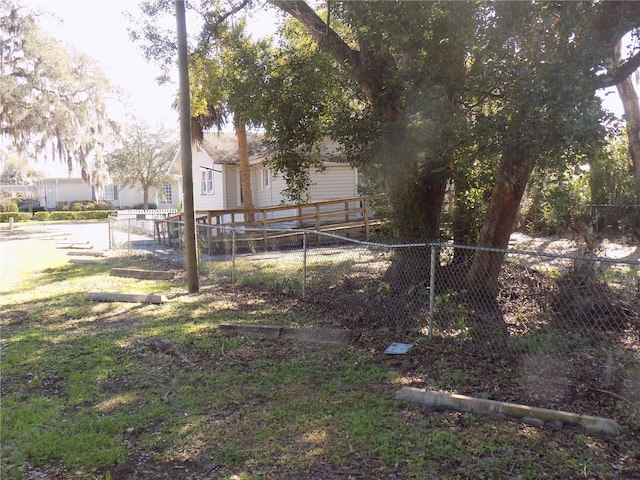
left=0, top=1, right=116, bottom=184
left=131, top=0, right=640, bottom=294
left=105, top=123, right=177, bottom=210
left=0, top=152, right=42, bottom=185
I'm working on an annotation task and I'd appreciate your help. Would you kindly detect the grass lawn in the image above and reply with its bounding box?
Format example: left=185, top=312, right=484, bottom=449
left=1, top=223, right=639, bottom=479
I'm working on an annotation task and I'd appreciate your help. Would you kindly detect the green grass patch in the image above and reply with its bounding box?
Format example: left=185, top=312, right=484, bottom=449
left=2, top=227, right=639, bottom=479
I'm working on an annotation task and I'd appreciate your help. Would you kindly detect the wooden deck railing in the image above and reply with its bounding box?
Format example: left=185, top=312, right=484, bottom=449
left=156, top=195, right=385, bottom=253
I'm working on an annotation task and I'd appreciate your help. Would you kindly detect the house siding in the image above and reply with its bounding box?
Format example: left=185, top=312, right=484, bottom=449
left=40, top=179, right=93, bottom=210
left=225, top=166, right=240, bottom=209
left=307, top=164, right=357, bottom=201
left=253, top=164, right=357, bottom=208
left=115, top=186, right=140, bottom=209
left=112, top=182, right=179, bottom=210
left=253, top=164, right=279, bottom=208
left=192, top=146, right=225, bottom=211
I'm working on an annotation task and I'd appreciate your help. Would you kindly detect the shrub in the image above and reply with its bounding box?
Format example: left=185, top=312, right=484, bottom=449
left=0, top=198, right=19, bottom=213
left=132, top=203, right=157, bottom=210
left=49, top=211, right=76, bottom=221
left=47, top=210, right=115, bottom=221
left=0, top=212, right=31, bottom=222
left=93, top=201, right=113, bottom=210
left=56, top=201, right=110, bottom=211
left=34, top=211, right=50, bottom=221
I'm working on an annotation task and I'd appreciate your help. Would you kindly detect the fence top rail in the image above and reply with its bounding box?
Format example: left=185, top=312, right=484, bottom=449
left=195, top=195, right=384, bottom=218
left=158, top=220, right=640, bottom=267
left=588, top=204, right=640, bottom=207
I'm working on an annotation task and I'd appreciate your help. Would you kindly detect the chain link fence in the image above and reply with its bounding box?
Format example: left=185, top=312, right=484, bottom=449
left=108, top=212, right=178, bottom=255
left=134, top=220, right=640, bottom=400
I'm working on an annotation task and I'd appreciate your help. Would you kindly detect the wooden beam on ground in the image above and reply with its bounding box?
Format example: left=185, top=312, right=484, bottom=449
left=218, top=324, right=283, bottom=338
left=86, top=292, right=168, bottom=304
left=69, top=258, right=107, bottom=265
left=218, top=323, right=353, bottom=345
left=280, top=327, right=353, bottom=345
left=395, top=387, right=620, bottom=436
left=110, top=268, right=175, bottom=280
left=68, top=251, right=105, bottom=257
left=56, top=243, right=93, bottom=249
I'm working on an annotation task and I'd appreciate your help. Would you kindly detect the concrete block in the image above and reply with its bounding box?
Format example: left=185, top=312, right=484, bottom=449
left=86, top=292, right=168, bottom=304
left=110, top=268, right=175, bottom=280
left=218, top=323, right=353, bottom=345
left=395, top=387, right=620, bottom=436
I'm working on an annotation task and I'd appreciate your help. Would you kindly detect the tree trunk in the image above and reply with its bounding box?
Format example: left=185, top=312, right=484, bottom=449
left=383, top=172, right=447, bottom=289
left=466, top=155, right=533, bottom=296
left=143, top=186, right=149, bottom=210
left=235, top=116, right=254, bottom=211
left=387, top=177, right=447, bottom=241
left=451, top=177, right=479, bottom=264
left=615, top=75, right=640, bottom=204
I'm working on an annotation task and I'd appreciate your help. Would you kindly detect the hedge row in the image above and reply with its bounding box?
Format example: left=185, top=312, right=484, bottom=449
left=0, top=210, right=116, bottom=222
left=0, top=212, right=32, bottom=222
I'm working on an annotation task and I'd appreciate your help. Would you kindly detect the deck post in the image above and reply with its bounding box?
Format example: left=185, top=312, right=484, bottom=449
left=316, top=204, right=321, bottom=245
left=207, top=212, right=213, bottom=255
left=364, top=199, right=370, bottom=236
left=263, top=211, right=268, bottom=251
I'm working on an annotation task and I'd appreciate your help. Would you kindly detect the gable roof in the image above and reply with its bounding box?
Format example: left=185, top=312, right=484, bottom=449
left=200, top=132, right=270, bottom=165
left=168, top=131, right=347, bottom=175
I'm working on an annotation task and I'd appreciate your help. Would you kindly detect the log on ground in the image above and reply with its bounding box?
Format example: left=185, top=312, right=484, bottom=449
left=56, top=243, right=93, bottom=249
left=218, top=323, right=353, bottom=345
left=86, top=292, right=168, bottom=304
left=110, top=268, right=175, bottom=280
left=395, top=387, right=620, bottom=436
left=68, top=251, right=105, bottom=257
left=69, top=258, right=107, bottom=265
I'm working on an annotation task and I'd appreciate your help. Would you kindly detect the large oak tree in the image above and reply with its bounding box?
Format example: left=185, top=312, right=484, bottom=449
left=1, top=1, right=116, bottom=184
left=132, top=0, right=640, bottom=299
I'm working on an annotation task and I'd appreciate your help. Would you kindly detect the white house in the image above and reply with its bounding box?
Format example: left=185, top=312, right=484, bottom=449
left=34, top=177, right=180, bottom=210
left=168, top=131, right=360, bottom=212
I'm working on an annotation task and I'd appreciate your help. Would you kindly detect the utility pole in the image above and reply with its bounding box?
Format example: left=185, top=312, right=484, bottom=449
left=175, top=0, right=199, bottom=293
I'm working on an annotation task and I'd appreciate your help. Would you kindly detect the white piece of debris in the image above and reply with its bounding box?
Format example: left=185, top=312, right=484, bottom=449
left=384, top=342, right=414, bottom=354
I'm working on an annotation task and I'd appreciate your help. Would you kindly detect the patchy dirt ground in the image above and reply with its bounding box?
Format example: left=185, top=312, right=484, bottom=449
left=2, top=223, right=639, bottom=479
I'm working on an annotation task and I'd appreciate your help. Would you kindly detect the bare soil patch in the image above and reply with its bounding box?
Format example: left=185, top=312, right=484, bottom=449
left=3, top=225, right=639, bottom=479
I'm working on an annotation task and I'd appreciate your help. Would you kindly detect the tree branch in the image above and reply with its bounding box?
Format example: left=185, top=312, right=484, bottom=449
left=596, top=51, right=640, bottom=89
left=268, top=1, right=361, bottom=79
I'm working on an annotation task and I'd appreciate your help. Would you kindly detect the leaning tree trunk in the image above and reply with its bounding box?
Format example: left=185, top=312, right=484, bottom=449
left=616, top=75, right=640, bottom=204
left=466, top=155, right=533, bottom=296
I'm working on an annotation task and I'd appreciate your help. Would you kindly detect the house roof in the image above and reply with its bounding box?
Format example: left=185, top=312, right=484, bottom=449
left=200, top=132, right=270, bottom=165
left=168, top=131, right=347, bottom=175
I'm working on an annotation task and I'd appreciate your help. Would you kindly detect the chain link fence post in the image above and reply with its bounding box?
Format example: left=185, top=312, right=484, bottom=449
left=303, top=231, right=307, bottom=299
left=108, top=216, right=112, bottom=250
left=232, top=228, right=236, bottom=284
left=127, top=218, right=132, bottom=255
left=428, top=243, right=436, bottom=340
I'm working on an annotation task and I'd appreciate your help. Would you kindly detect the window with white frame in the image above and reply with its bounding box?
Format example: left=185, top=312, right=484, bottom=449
left=103, top=184, right=117, bottom=201
left=160, top=181, right=172, bottom=204
left=261, top=167, right=271, bottom=190
left=201, top=169, right=214, bottom=194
